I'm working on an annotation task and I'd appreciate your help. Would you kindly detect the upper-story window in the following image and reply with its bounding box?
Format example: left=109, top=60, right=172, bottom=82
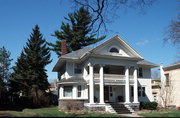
left=165, top=74, right=169, bottom=86
left=74, top=64, right=82, bottom=74
left=109, top=47, right=119, bottom=53
left=138, top=67, right=143, bottom=77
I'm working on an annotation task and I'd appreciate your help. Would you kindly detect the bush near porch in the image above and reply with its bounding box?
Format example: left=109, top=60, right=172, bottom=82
left=140, top=102, right=158, bottom=110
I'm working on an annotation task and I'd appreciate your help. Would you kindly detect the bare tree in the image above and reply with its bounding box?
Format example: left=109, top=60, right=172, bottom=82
left=158, top=76, right=174, bottom=109
left=71, top=0, right=156, bottom=33
left=164, top=14, right=180, bottom=46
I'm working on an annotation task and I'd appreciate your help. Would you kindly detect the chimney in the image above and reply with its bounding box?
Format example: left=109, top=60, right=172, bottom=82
left=61, top=40, right=67, bottom=56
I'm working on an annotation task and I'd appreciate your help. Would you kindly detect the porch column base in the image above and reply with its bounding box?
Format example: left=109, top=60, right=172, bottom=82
left=124, top=102, right=131, bottom=104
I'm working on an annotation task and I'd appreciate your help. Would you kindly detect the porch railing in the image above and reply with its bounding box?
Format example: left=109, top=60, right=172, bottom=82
left=93, top=74, right=134, bottom=84
left=94, top=74, right=134, bottom=79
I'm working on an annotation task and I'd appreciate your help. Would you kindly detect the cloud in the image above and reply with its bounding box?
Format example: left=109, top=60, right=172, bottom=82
left=136, top=40, right=149, bottom=46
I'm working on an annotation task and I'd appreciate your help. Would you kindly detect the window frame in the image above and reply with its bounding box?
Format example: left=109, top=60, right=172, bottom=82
left=109, top=47, right=119, bottom=53
left=138, top=67, right=143, bottom=78
left=138, top=86, right=146, bottom=97
left=63, top=86, right=73, bottom=97
left=165, top=74, right=169, bottom=86
left=77, top=85, right=82, bottom=98
left=74, top=63, right=82, bottom=74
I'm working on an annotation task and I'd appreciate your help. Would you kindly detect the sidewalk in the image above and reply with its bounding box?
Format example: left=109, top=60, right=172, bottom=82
left=120, top=113, right=143, bottom=117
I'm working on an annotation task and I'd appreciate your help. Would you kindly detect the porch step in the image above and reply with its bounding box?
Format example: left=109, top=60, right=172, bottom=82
left=109, top=103, right=132, bottom=114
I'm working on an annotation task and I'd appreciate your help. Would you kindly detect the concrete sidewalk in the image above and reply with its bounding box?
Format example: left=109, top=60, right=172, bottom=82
left=120, top=113, right=143, bottom=117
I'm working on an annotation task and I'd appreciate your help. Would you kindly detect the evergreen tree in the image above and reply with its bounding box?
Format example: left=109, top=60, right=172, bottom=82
left=48, top=7, right=105, bottom=56
left=0, top=46, right=12, bottom=105
left=10, top=52, right=29, bottom=95
left=10, top=25, right=52, bottom=106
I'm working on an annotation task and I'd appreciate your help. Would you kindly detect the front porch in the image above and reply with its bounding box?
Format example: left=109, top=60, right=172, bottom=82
left=84, top=63, right=140, bottom=112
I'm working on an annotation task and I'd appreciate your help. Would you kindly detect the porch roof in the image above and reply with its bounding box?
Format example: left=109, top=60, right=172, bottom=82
left=137, top=60, right=159, bottom=68
left=57, top=77, right=87, bottom=84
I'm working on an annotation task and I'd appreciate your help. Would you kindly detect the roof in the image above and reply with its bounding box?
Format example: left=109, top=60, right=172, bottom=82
left=53, top=35, right=158, bottom=71
left=61, top=47, right=93, bottom=59
left=137, top=60, right=159, bottom=68
left=163, top=62, right=180, bottom=71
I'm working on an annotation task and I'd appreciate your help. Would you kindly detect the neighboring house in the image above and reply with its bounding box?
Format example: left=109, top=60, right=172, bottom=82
left=151, top=78, right=161, bottom=102
left=159, top=62, right=180, bottom=109
left=53, top=35, right=158, bottom=113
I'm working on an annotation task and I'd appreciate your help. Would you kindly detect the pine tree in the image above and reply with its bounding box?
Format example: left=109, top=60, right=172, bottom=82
left=10, top=25, right=52, bottom=106
left=10, top=52, right=29, bottom=95
left=0, top=46, right=12, bottom=105
left=48, top=7, right=106, bottom=56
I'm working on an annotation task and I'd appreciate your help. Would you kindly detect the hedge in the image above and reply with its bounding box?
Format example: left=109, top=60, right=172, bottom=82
left=140, top=101, right=158, bottom=110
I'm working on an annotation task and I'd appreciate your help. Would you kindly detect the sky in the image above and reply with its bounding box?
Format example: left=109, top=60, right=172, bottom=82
left=0, top=0, right=179, bottom=82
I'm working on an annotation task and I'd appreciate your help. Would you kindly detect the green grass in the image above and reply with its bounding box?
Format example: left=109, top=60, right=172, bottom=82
left=7, top=107, right=122, bottom=117
left=139, top=110, right=180, bottom=117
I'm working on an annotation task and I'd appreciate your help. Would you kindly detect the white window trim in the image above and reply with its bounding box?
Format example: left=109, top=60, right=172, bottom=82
left=108, top=46, right=122, bottom=55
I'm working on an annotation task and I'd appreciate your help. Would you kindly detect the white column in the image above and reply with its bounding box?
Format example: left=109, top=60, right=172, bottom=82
left=125, top=66, right=130, bottom=103
left=133, top=67, right=139, bottom=103
left=83, top=66, right=88, bottom=78
left=89, top=63, right=94, bottom=104
left=60, top=86, right=64, bottom=99
left=73, top=85, right=77, bottom=99
left=59, top=86, right=63, bottom=99
left=99, top=64, right=105, bottom=104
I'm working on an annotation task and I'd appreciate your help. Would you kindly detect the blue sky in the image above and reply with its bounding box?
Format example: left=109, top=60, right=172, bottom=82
left=0, top=0, right=179, bottom=82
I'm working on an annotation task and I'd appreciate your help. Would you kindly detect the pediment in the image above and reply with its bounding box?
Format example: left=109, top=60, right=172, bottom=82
left=91, top=35, right=143, bottom=59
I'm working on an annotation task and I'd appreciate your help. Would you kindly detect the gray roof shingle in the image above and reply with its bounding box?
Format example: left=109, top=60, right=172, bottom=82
left=61, top=47, right=93, bottom=59
left=137, top=60, right=158, bottom=67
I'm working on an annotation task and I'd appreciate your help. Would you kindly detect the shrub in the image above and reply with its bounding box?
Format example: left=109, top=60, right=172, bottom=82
left=60, top=100, right=84, bottom=111
left=140, top=101, right=158, bottom=110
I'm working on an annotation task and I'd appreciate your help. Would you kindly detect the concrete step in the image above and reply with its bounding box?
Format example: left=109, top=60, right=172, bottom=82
left=109, top=103, right=132, bottom=114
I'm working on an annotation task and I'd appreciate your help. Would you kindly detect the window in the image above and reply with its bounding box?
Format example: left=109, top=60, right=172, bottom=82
left=110, top=48, right=119, bottom=53
left=74, top=64, right=82, bottom=74
left=64, top=86, right=72, bottom=97
left=131, top=86, right=134, bottom=97
left=77, top=85, right=82, bottom=97
left=75, top=68, right=82, bottom=74
left=142, top=87, right=145, bottom=97
left=138, top=87, right=141, bottom=97
left=138, top=67, right=143, bottom=77
left=165, top=74, right=169, bottom=86
left=104, top=66, right=110, bottom=74
left=138, top=86, right=146, bottom=97
left=109, top=86, right=113, bottom=97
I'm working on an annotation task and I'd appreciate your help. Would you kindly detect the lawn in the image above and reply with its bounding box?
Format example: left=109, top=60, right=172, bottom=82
left=138, top=109, right=180, bottom=117
left=0, top=107, right=122, bottom=117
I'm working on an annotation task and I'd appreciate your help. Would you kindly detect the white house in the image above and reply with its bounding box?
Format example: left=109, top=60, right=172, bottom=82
left=53, top=35, right=158, bottom=113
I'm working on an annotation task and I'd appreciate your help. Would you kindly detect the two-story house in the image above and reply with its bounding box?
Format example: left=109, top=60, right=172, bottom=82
left=53, top=35, right=158, bottom=113
left=159, top=62, right=180, bottom=109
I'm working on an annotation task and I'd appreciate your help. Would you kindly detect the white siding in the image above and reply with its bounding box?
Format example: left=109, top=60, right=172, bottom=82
left=138, top=78, right=153, bottom=102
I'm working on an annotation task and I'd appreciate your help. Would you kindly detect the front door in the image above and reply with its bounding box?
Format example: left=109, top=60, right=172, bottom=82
left=104, top=86, right=109, bottom=102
